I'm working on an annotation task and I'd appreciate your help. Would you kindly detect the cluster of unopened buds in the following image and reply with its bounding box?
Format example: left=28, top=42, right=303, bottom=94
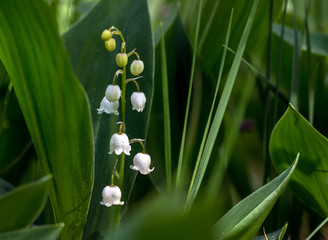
left=97, top=26, right=154, bottom=208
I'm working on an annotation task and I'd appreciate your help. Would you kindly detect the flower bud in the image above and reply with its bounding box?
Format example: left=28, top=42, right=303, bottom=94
left=130, top=153, right=154, bottom=175
left=97, top=97, right=119, bottom=115
left=100, top=185, right=124, bottom=207
left=131, top=92, right=146, bottom=112
left=105, top=38, right=116, bottom=52
left=109, top=133, right=131, bottom=155
left=105, top=84, right=121, bottom=102
left=116, top=53, right=128, bottom=67
left=130, top=60, right=144, bottom=76
left=101, top=29, right=112, bottom=41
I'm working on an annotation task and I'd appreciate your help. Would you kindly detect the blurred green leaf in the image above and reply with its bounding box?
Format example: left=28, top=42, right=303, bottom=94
left=0, top=178, right=14, bottom=196
left=213, top=155, right=298, bottom=240
left=63, top=0, right=154, bottom=238
left=115, top=194, right=214, bottom=240
left=0, top=0, right=94, bottom=239
left=253, top=224, right=287, bottom=240
left=270, top=104, right=328, bottom=216
left=0, top=176, right=51, bottom=233
left=0, top=224, right=64, bottom=240
left=272, top=24, right=328, bottom=57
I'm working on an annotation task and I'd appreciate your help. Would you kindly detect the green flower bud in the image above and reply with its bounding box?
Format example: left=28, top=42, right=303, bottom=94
left=130, top=60, right=144, bottom=76
left=105, top=38, right=116, bottom=52
left=116, top=53, right=128, bottom=67
left=101, top=29, right=112, bottom=41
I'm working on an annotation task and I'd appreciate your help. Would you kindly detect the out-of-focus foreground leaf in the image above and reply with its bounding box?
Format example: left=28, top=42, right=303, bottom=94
left=270, top=104, right=328, bottom=216
left=0, top=224, right=64, bottom=240
left=115, top=194, right=214, bottom=240
left=0, top=0, right=94, bottom=239
left=213, top=156, right=298, bottom=240
left=63, top=0, right=154, bottom=239
left=253, top=224, right=288, bottom=240
left=0, top=176, right=51, bottom=233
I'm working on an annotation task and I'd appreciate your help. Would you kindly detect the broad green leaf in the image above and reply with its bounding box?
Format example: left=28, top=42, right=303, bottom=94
left=0, top=1, right=94, bottom=239
left=185, top=0, right=259, bottom=210
left=0, top=176, right=51, bottom=233
left=270, top=104, right=328, bottom=216
left=272, top=24, right=328, bottom=57
left=213, top=156, right=298, bottom=240
left=63, top=0, right=154, bottom=238
left=253, top=224, right=287, bottom=240
left=0, top=224, right=64, bottom=240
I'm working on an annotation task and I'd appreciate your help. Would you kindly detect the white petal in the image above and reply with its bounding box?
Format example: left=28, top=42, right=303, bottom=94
left=105, top=85, right=122, bottom=102
left=97, top=97, right=119, bottom=115
left=131, top=92, right=146, bottom=112
left=109, top=133, right=131, bottom=156
left=130, top=153, right=154, bottom=175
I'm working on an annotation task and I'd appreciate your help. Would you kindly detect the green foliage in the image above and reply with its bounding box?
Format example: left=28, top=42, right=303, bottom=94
left=0, top=176, right=52, bottom=233
left=0, top=0, right=93, bottom=239
left=0, top=224, right=63, bottom=240
left=0, top=0, right=328, bottom=239
left=253, top=224, right=287, bottom=240
left=214, top=157, right=298, bottom=240
left=62, top=0, right=153, bottom=238
left=270, top=104, right=328, bottom=216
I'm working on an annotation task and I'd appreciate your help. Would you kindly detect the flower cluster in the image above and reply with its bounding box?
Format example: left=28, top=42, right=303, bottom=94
left=98, top=26, right=154, bottom=208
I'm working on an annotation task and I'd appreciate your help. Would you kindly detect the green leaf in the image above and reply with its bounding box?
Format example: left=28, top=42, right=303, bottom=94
left=160, top=23, right=172, bottom=192
left=270, top=104, right=328, bottom=216
left=213, top=156, right=298, bottom=240
left=114, top=194, right=214, bottom=240
left=148, top=9, right=192, bottom=191
left=180, top=0, right=283, bottom=74
left=0, top=178, right=14, bottom=196
left=272, top=24, right=328, bottom=57
left=0, top=224, right=64, bottom=240
left=253, top=224, right=288, bottom=240
left=0, top=1, right=94, bottom=239
left=185, top=0, right=259, bottom=210
left=0, top=176, right=51, bottom=233
left=63, top=0, right=154, bottom=238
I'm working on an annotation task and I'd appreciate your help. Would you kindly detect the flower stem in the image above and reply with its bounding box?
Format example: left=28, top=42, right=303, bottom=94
left=114, top=51, right=127, bottom=234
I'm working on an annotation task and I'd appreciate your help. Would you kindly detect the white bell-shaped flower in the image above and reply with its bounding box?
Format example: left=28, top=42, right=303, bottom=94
left=97, top=97, right=119, bottom=115
left=109, top=133, right=131, bottom=155
left=100, top=185, right=124, bottom=207
left=130, top=153, right=154, bottom=175
left=131, top=92, right=146, bottom=112
left=105, top=84, right=121, bottom=102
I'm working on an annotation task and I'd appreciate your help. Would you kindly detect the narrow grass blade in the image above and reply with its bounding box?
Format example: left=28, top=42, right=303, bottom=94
left=290, top=0, right=300, bottom=109
left=304, top=0, right=314, bottom=124
left=186, top=8, right=233, bottom=205
left=176, top=0, right=203, bottom=188
left=160, top=22, right=172, bottom=192
left=273, top=0, right=288, bottom=123
left=306, top=217, right=328, bottom=240
left=185, top=0, right=259, bottom=211
left=206, top=71, right=255, bottom=200
left=0, top=81, right=12, bottom=138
